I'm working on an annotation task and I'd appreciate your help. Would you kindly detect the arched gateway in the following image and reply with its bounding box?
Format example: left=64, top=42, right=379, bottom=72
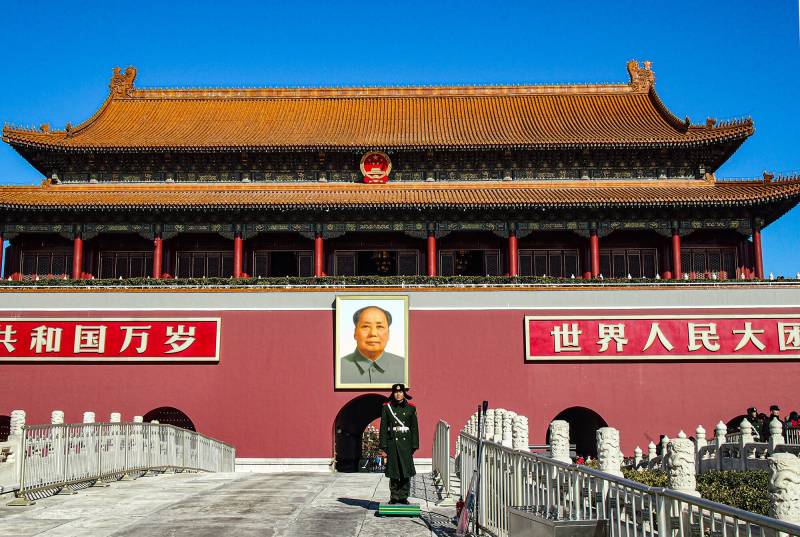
left=143, top=407, right=196, bottom=431
left=546, top=406, right=608, bottom=458
left=334, top=394, right=386, bottom=472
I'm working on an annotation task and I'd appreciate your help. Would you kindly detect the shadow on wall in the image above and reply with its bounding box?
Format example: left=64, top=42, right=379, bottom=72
left=545, top=406, right=608, bottom=458
left=143, top=407, right=196, bottom=431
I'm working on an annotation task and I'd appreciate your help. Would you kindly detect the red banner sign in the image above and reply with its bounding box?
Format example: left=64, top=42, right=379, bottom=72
left=525, top=314, right=800, bottom=361
left=0, top=318, right=220, bottom=362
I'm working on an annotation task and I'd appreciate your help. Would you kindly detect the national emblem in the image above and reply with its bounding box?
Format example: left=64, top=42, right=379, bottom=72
left=360, top=151, right=392, bottom=183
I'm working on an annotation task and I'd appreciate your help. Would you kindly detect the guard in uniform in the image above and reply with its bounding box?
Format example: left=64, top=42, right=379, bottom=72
left=379, top=383, right=419, bottom=504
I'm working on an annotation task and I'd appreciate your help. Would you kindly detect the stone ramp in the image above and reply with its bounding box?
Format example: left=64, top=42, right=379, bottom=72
left=0, top=472, right=457, bottom=536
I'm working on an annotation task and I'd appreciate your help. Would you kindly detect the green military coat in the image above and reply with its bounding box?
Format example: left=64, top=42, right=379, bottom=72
left=379, top=399, right=419, bottom=479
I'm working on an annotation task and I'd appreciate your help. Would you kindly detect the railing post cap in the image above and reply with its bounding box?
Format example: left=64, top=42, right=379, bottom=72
left=696, top=424, right=706, bottom=434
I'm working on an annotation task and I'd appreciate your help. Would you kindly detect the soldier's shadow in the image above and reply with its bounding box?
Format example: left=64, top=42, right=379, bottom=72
left=337, top=497, right=376, bottom=510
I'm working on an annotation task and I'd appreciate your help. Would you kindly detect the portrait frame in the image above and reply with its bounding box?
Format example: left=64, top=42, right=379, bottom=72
left=335, top=295, right=409, bottom=389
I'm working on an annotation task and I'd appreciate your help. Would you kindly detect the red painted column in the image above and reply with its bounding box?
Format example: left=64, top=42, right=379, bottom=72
left=590, top=229, right=600, bottom=278
left=314, top=233, right=325, bottom=277
left=508, top=232, right=518, bottom=277
left=671, top=229, right=682, bottom=280
left=72, top=230, right=84, bottom=280
left=426, top=232, right=437, bottom=276
left=233, top=231, right=243, bottom=278
left=152, top=233, right=163, bottom=279
left=753, top=221, right=764, bottom=279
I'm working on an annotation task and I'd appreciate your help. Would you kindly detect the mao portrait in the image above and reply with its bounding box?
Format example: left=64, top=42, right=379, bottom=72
left=335, top=296, right=409, bottom=389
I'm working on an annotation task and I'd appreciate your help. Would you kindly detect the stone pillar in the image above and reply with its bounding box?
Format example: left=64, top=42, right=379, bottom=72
left=596, top=427, right=623, bottom=477
left=9, top=410, right=25, bottom=436
left=152, top=232, right=163, bottom=279
left=133, top=416, right=143, bottom=423
left=72, top=229, right=84, bottom=279
left=512, top=415, right=529, bottom=452
left=589, top=229, right=600, bottom=278
left=753, top=220, right=764, bottom=279
left=83, top=411, right=95, bottom=424
left=508, top=231, right=518, bottom=277
left=549, top=420, right=571, bottom=463
left=314, top=233, right=324, bottom=277
left=150, top=420, right=159, bottom=424
left=426, top=232, right=437, bottom=276
left=634, top=446, right=643, bottom=469
left=740, top=419, right=755, bottom=445
left=484, top=409, right=495, bottom=441
left=233, top=229, right=243, bottom=278
left=666, top=432, right=700, bottom=496
left=502, top=411, right=514, bottom=448
left=110, top=412, right=121, bottom=423
left=660, top=435, right=670, bottom=458
left=695, top=425, right=707, bottom=471
left=671, top=227, right=682, bottom=280
left=493, top=409, right=504, bottom=443
left=51, top=410, right=65, bottom=424
left=769, top=417, right=785, bottom=453
left=715, top=421, right=727, bottom=446
left=768, top=453, right=800, bottom=523
left=647, top=441, right=657, bottom=462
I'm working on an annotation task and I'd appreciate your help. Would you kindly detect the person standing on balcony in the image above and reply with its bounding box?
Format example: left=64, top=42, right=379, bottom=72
left=379, top=383, right=419, bottom=504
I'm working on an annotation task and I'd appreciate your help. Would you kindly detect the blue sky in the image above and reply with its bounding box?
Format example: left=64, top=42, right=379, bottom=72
left=1, top=1, right=798, bottom=275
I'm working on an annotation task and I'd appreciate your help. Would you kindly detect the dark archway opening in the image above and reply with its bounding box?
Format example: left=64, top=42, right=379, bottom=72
left=545, top=406, right=608, bottom=458
left=143, top=407, right=196, bottom=431
left=334, top=394, right=386, bottom=473
left=0, top=415, right=9, bottom=441
left=726, top=414, right=748, bottom=432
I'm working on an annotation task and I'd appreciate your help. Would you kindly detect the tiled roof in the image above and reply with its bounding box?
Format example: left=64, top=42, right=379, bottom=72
left=1, top=178, right=798, bottom=211
left=2, top=62, right=753, bottom=151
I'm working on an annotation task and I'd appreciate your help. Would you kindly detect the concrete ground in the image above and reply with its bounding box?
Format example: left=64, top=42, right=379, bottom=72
left=0, top=472, right=458, bottom=536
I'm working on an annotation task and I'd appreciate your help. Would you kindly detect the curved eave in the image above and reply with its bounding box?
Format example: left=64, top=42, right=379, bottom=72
left=2, top=129, right=754, bottom=153
left=0, top=179, right=798, bottom=212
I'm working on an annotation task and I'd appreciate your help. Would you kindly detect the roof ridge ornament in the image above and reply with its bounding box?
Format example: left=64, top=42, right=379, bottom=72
left=110, top=66, right=137, bottom=98
left=626, top=60, right=655, bottom=92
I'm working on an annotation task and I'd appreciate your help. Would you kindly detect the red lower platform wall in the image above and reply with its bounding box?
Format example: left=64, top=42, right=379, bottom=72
left=1, top=307, right=797, bottom=458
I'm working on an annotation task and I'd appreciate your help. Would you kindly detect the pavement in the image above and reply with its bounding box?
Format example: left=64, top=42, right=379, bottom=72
left=0, top=471, right=458, bottom=536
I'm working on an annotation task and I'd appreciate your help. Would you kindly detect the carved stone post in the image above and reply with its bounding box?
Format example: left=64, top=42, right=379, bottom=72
left=596, top=427, right=623, bottom=477
left=484, top=409, right=495, bottom=441
left=9, top=410, right=25, bottom=436
left=512, top=415, right=529, bottom=452
left=634, top=446, right=643, bottom=470
left=647, top=441, right=657, bottom=463
left=493, top=409, right=504, bottom=443
left=110, top=413, right=121, bottom=423
left=695, top=425, right=707, bottom=472
left=769, top=417, right=785, bottom=454
left=83, top=412, right=95, bottom=424
left=549, top=420, right=571, bottom=463
left=768, top=453, right=800, bottom=523
left=51, top=410, right=64, bottom=424
left=739, top=419, right=755, bottom=470
left=133, top=416, right=143, bottom=423
left=660, top=435, right=670, bottom=462
left=502, top=411, right=515, bottom=448
left=715, top=421, right=728, bottom=444
left=666, top=432, right=700, bottom=496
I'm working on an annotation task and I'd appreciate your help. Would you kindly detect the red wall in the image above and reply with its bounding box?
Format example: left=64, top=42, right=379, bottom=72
left=1, top=307, right=797, bottom=458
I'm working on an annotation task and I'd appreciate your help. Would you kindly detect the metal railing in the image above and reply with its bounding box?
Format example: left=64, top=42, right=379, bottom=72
left=15, top=422, right=234, bottom=501
left=432, top=420, right=451, bottom=500
left=788, top=427, right=800, bottom=445
left=459, top=432, right=800, bottom=537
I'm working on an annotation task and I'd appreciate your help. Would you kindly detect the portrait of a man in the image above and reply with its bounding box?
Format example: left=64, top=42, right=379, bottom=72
left=335, top=296, right=408, bottom=389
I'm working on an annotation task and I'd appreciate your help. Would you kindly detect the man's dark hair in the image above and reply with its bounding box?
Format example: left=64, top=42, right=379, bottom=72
left=352, top=305, right=392, bottom=326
